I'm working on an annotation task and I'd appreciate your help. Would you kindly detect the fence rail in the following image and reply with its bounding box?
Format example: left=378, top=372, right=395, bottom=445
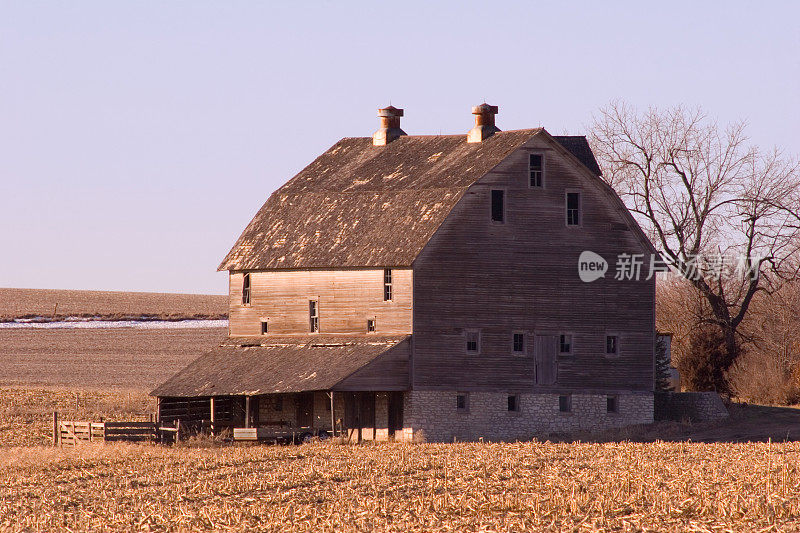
left=53, top=412, right=169, bottom=447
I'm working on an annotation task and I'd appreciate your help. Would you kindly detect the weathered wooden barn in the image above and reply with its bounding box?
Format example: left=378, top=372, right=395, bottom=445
left=152, top=104, right=657, bottom=442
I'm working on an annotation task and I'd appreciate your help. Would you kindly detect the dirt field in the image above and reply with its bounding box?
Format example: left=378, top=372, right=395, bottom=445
left=0, top=328, right=225, bottom=390
left=1, top=439, right=799, bottom=531
left=0, top=288, right=227, bottom=320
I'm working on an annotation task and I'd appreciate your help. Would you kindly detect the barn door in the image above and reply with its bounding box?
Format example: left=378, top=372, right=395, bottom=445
left=387, top=392, right=404, bottom=439
left=296, top=393, right=314, bottom=428
left=534, top=335, right=558, bottom=385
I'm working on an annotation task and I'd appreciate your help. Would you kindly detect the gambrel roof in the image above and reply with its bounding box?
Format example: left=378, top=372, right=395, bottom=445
left=218, top=130, right=603, bottom=271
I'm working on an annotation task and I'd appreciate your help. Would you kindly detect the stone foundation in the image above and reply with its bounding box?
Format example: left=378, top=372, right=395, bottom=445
left=402, top=390, right=654, bottom=442
left=654, top=392, right=728, bottom=422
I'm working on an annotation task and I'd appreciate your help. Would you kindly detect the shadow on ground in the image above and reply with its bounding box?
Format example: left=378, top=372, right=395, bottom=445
left=557, top=403, right=800, bottom=444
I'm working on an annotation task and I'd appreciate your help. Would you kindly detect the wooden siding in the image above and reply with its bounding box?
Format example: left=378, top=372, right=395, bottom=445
left=412, top=134, right=655, bottom=393
left=228, top=268, right=413, bottom=336
left=334, top=341, right=410, bottom=391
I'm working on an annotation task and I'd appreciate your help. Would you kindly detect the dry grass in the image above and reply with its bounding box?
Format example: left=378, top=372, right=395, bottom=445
left=0, top=328, right=226, bottom=390
left=0, top=440, right=799, bottom=531
left=3, top=388, right=800, bottom=530
left=0, top=287, right=227, bottom=321
left=0, top=387, right=155, bottom=447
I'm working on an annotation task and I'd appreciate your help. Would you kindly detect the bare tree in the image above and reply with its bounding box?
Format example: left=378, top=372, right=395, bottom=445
left=590, top=101, right=800, bottom=392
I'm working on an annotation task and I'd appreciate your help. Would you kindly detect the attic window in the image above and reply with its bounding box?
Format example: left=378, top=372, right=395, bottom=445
left=242, top=273, right=251, bottom=306
left=383, top=269, right=393, bottom=301
left=491, top=190, right=505, bottom=223
left=367, top=319, right=376, bottom=333
left=566, top=192, right=581, bottom=226
left=309, top=300, right=319, bottom=333
left=529, top=154, right=544, bottom=187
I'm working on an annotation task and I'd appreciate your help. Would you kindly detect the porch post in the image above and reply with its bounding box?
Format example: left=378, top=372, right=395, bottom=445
left=329, top=391, right=335, bottom=437
left=209, top=397, right=215, bottom=435
left=244, top=396, right=251, bottom=428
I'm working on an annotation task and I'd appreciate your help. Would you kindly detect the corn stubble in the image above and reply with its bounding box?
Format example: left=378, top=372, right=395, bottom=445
left=1, top=440, right=799, bottom=532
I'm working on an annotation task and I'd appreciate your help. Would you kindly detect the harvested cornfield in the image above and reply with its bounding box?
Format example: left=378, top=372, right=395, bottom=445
left=0, top=387, right=155, bottom=447
left=1, top=440, right=799, bottom=531
left=0, top=288, right=227, bottom=321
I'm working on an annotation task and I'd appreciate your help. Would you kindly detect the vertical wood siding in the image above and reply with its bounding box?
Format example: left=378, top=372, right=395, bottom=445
left=412, top=135, right=655, bottom=393
left=228, top=268, right=413, bottom=336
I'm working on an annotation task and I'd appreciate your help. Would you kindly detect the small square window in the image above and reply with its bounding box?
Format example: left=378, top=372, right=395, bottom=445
left=367, top=319, right=376, bottom=333
left=513, top=333, right=525, bottom=353
left=606, top=335, right=619, bottom=356
left=260, top=320, right=269, bottom=335
left=529, top=154, right=544, bottom=187
left=465, top=330, right=480, bottom=353
left=559, top=395, right=572, bottom=413
left=456, top=393, right=469, bottom=411
left=607, top=396, right=618, bottom=413
left=559, top=334, right=572, bottom=355
left=507, top=394, right=520, bottom=412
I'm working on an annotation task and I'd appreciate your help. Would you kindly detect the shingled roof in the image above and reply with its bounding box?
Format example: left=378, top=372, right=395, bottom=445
left=219, top=130, right=602, bottom=271
left=150, top=335, right=410, bottom=397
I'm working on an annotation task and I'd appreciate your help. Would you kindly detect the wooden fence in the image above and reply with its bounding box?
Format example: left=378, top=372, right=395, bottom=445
left=53, top=412, right=169, bottom=447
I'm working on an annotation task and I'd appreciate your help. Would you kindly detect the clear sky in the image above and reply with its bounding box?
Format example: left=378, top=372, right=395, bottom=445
left=2, top=1, right=798, bottom=294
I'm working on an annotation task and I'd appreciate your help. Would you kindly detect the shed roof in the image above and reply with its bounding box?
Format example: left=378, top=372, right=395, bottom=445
left=150, top=335, right=410, bottom=397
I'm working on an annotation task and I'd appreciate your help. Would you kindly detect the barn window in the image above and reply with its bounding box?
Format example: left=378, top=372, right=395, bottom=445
left=559, top=334, right=572, bottom=355
left=566, top=191, right=581, bottom=226
left=491, top=189, right=505, bottom=223
left=606, top=335, right=619, bottom=356
left=507, top=394, right=520, bottom=412
left=367, top=319, right=376, bottom=333
left=529, top=154, right=544, bottom=187
left=274, top=396, right=283, bottom=411
left=465, top=330, right=480, bottom=354
left=456, top=393, right=469, bottom=411
left=260, top=320, right=269, bottom=335
left=309, top=300, right=319, bottom=333
left=607, top=396, right=618, bottom=413
left=383, top=268, right=393, bottom=301
left=559, top=395, right=572, bottom=413
left=512, top=332, right=525, bottom=353
left=242, top=273, right=251, bottom=305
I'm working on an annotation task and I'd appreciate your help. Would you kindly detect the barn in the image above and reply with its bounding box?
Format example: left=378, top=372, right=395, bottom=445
left=152, top=104, right=657, bottom=442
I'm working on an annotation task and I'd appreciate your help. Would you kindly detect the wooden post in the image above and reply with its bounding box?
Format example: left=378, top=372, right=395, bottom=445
left=175, top=419, right=181, bottom=444
left=52, top=411, right=58, bottom=447
left=244, top=396, right=251, bottom=428
left=209, top=397, right=215, bottom=436
left=329, top=391, right=335, bottom=438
